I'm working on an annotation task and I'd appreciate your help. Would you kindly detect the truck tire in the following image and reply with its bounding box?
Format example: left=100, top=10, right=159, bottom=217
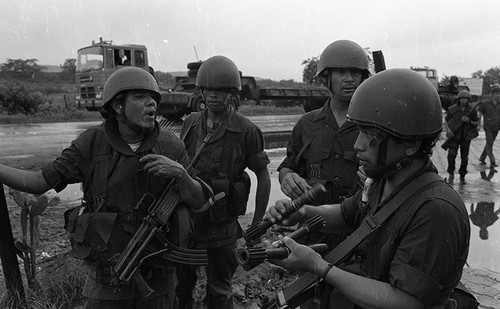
left=192, top=95, right=206, bottom=112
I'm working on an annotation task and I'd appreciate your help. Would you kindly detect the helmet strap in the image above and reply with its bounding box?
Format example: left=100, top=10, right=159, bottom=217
left=363, top=139, right=413, bottom=180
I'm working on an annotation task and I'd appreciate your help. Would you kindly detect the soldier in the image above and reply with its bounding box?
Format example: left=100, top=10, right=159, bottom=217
left=478, top=85, right=500, bottom=168
left=277, top=40, right=370, bottom=307
left=177, top=55, right=271, bottom=309
left=266, top=69, right=470, bottom=308
left=443, top=90, right=479, bottom=184
left=0, top=67, right=210, bottom=309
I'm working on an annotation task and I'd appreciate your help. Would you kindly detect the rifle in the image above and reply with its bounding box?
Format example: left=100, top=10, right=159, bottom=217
left=441, top=101, right=480, bottom=150
left=111, top=134, right=219, bottom=298
left=242, top=182, right=331, bottom=246
left=237, top=215, right=326, bottom=271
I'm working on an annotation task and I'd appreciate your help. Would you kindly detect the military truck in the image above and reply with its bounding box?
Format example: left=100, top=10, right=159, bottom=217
left=410, top=67, right=472, bottom=111
left=158, top=61, right=331, bottom=119
left=75, top=38, right=152, bottom=111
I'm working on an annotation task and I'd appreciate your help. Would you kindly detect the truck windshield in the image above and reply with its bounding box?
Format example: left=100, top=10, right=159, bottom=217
left=77, top=46, right=104, bottom=72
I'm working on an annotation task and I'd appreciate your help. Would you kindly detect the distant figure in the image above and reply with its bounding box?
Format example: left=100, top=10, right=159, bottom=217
left=443, top=90, right=479, bottom=184
left=478, top=85, right=500, bottom=168
left=470, top=202, right=500, bottom=240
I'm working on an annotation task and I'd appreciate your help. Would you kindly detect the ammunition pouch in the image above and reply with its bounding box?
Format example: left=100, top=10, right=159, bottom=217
left=208, top=171, right=251, bottom=224
left=64, top=203, right=193, bottom=266
left=64, top=206, right=136, bottom=264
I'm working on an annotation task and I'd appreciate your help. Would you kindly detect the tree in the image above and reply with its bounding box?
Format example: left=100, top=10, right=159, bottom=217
left=472, top=66, right=500, bottom=95
left=60, top=58, right=76, bottom=81
left=301, top=56, right=321, bottom=85
left=0, top=59, right=45, bottom=79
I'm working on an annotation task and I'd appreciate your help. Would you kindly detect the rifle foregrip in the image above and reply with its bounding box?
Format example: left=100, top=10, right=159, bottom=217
left=243, top=183, right=330, bottom=244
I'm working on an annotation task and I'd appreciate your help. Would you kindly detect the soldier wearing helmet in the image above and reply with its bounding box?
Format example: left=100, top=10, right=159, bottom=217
left=0, top=66, right=210, bottom=309
left=478, top=85, right=500, bottom=168
left=443, top=89, right=479, bottom=184
left=177, top=55, right=271, bottom=309
left=266, top=69, right=470, bottom=308
left=277, top=40, right=370, bottom=308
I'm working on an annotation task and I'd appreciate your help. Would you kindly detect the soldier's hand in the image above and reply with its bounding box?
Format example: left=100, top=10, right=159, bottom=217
left=140, top=154, right=188, bottom=181
left=280, top=172, right=311, bottom=200
left=268, top=236, right=323, bottom=274
left=265, top=199, right=304, bottom=226
left=446, top=130, right=454, bottom=138
left=461, top=116, right=470, bottom=123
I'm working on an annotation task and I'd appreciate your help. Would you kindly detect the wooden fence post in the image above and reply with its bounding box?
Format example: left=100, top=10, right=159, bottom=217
left=0, top=183, right=25, bottom=304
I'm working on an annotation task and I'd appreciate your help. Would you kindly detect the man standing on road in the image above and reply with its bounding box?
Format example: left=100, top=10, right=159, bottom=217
left=277, top=40, right=370, bottom=307
left=266, top=69, right=470, bottom=308
left=177, top=55, right=271, bottom=309
left=444, top=90, right=479, bottom=184
left=478, top=85, right=500, bottom=168
left=0, top=67, right=211, bottom=309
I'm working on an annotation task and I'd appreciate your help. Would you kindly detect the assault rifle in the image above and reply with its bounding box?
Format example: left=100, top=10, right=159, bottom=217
left=237, top=215, right=327, bottom=271
left=242, top=182, right=331, bottom=246
left=441, top=101, right=480, bottom=150
left=111, top=134, right=220, bottom=298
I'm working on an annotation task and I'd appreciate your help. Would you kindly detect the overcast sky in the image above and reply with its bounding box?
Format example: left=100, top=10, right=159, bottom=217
left=2, top=0, right=499, bottom=82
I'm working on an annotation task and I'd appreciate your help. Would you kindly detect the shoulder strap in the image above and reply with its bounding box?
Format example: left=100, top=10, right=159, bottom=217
left=275, top=172, right=447, bottom=308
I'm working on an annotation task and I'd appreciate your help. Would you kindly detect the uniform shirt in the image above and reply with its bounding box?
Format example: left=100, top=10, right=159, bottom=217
left=181, top=107, right=270, bottom=247
left=278, top=99, right=360, bottom=204
left=340, top=162, right=470, bottom=307
left=445, top=103, right=479, bottom=141
left=478, top=98, right=500, bottom=131
left=41, top=118, right=198, bottom=300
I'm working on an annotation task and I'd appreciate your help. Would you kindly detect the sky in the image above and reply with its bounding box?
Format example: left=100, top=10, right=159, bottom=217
left=1, top=0, right=500, bottom=82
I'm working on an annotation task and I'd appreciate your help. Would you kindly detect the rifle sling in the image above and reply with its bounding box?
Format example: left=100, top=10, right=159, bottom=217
left=276, top=172, right=444, bottom=308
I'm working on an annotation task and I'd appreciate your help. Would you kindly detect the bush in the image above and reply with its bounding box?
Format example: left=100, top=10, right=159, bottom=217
left=0, top=82, right=46, bottom=115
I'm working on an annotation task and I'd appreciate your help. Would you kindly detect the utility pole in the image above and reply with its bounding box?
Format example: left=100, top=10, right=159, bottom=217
left=0, top=183, right=25, bottom=304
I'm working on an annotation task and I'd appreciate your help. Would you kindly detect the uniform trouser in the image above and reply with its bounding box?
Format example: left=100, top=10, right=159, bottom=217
left=480, top=130, right=498, bottom=164
left=447, top=139, right=472, bottom=177
left=176, top=243, right=238, bottom=309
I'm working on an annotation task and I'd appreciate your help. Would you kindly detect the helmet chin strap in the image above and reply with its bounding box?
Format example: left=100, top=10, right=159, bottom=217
left=363, top=139, right=413, bottom=180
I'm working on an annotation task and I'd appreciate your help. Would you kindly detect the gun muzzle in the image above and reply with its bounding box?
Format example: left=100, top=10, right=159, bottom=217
left=237, top=243, right=329, bottom=271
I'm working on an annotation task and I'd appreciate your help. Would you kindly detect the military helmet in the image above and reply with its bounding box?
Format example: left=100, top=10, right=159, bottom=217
left=347, top=68, right=442, bottom=140
left=316, top=40, right=370, bottom=76
left=457, top=90, right=471, bottom=100
left=103, top=67, right=160, bottom=105
left=196, top=55, right=242, bottom=90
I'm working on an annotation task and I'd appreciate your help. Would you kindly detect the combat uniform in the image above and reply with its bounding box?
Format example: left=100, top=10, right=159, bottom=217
left=279, top=99, right=361, bottom=205
left=478, top=97, right=500, bottom=165
left=445, top=103, right=479, bottom=178
left=177, top=107, right=269, bottom=309
left=42, top=118, right=202, bottom=308
left=336, top=162, right=470, bottom=308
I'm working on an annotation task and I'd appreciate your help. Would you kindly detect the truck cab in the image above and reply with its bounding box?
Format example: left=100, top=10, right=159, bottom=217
left=75, top=38, right=150, bottom=110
